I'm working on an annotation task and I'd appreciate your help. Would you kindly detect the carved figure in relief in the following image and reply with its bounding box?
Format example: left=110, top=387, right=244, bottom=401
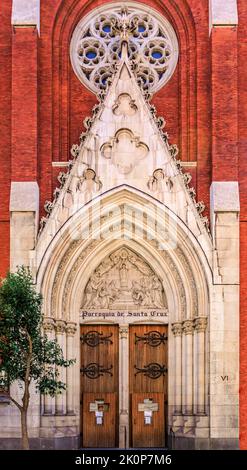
left=151, top=275, right=164, bottom=308
left=128, top=255, right=151, bottom=275
left=90, top=279, right=119, bottom=308
left=83, top=271, right=102, bottom=308
left=97, top=259, right=113, bottom=276
left=132, top=280, right=145, bottom=305
left=148, top=168, right=173, bottom=200
left=140, top=277, right=153, bottom=306
left=77, top=168, right=102, bottom=203
left=82, top=247, right=166, bottom=309
left=119, top=262, right=129, bottom=289
left=96, top=280, right=111, bottom=308
left=110, top=252, right=120, bottom=265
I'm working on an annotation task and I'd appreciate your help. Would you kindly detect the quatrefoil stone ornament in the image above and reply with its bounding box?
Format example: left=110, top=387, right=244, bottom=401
left=101, top=129, right=149, bottom=175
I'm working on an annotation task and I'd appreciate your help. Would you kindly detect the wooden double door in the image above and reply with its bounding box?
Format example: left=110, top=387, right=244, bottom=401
left=80, top=324, right=168, bottom=448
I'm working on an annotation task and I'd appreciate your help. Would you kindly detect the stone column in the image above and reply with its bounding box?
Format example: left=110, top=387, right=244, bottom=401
left=43, top=318, right=55, bottom=415
left=66, top=322, right=77, bottom=415
left=194, top=317, right=207, bottom=415
left=171, top=323, right=182, bottom=415
left=182, top=320, right=194, bottom=416
left=119, top=325, right=129, bottom=449
left=55, top=320, right=66, bottom=415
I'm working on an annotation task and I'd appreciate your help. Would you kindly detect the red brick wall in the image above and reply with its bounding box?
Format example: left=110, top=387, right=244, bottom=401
left=0, top=0, right=11, bottom=277
left=12, top=27, right=38, bottom=181
left=238, top=0, right=247, bottom=451
left=211, top=27, right=238, bottom=181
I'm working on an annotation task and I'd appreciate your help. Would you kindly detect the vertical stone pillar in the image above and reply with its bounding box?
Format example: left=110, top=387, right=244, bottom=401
left=171, top=323, right=182, bottom=415
left=119, top=325, right=129, bottom=449
left=55, top=320, right=66, bottom=415
left=182, top=320, right=194, bottom=417
left=66, top=322, right=77, bottom=415
left=194, top=317, right=207, bottom=415
left=210, top=182, right=239, bottom=445
left=43, top=317, right=55, bottom=415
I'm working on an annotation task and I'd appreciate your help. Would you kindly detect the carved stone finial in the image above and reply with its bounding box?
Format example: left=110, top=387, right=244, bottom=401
left=183, top=172, right=192, bottom=187
left=169, top=144, right=179, bottom=159
left=53, top=187, right=60, bottom=201
left=111, top=7, right=137, bottom=47
left=39, top=216, right=48, bottom=233
left=195, top=201, right=206, bottom=215
left=57, top=171, right=68, bottom=187
left=44, top=200, right=54, bottom=215
left=71, top=144, right=80, bottom=158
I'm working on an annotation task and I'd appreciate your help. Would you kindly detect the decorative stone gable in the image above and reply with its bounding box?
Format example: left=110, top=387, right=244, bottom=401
left=37, top=6, right=210, bottom=257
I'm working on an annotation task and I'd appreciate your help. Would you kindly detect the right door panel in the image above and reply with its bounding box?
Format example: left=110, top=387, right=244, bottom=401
left=129, top=325, right=168, bottom=448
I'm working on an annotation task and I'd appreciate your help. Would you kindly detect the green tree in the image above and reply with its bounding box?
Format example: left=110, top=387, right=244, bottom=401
left=0, top=266, right=75, bottom=450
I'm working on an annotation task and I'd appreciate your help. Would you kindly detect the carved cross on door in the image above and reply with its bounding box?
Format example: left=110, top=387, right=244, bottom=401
left=138, top=398, right=159, bottom=425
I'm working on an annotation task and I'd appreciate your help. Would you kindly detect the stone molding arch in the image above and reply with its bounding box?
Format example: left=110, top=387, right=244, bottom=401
left=36, top=187, right=211, bottom=443
left=37, top=188, right=211, bottom=325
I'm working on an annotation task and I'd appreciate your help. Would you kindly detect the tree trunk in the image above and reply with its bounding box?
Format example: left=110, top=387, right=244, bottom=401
left=21, top=408, right=29, bottom=450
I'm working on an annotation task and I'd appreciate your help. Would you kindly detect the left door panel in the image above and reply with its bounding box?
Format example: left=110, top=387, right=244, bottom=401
left=80, top=325, right=119, bottom=448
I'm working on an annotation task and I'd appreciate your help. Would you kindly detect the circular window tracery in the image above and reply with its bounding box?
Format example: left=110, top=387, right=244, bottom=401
left=70, top=2, right=179, bottom=94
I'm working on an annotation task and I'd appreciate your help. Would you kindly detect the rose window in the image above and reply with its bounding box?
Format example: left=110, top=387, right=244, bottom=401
left=70, top=3, right=179, bottom=94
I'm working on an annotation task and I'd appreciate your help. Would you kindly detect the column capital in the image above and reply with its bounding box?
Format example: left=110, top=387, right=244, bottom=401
left=194, top=317, right=208, bottom=332
left=66, top=322, right=77, bottom=336
left=171, top=322, right=182, bottom=337
left=43, top=317, right=55, bottom=333
left=55, top=320, right=66, bottom=334
left=119, top=325, right=129, bottom=339
left=182, top=319, right=194, bottom=335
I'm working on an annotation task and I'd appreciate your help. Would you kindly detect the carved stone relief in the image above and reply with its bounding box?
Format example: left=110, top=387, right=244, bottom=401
left=148, top=169, right=174, bottom=197
left=51, top=235, right=189, bottom=320
left=112, top=93, right=137, bottom=116
left=82, top=247, right=166, bottom=309
left=101, top=129, right=149, bottom=175
left=77, top=168, right=103, bottom=203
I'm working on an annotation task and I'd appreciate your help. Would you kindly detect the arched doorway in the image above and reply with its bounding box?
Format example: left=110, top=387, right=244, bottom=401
left=80, top=246, right=169, bottom=448
left=37, top=188, right=211, bottom=449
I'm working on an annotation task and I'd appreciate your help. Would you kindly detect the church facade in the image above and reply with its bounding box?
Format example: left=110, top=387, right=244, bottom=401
left=0, top=0, right=246, bottom=450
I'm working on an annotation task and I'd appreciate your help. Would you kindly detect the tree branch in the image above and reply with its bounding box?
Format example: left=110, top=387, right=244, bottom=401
left=8, top=395, right=22, bottom=412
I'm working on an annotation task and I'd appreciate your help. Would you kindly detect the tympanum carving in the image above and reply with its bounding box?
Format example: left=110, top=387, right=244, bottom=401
left=82, top=247, right=166, bottom=309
